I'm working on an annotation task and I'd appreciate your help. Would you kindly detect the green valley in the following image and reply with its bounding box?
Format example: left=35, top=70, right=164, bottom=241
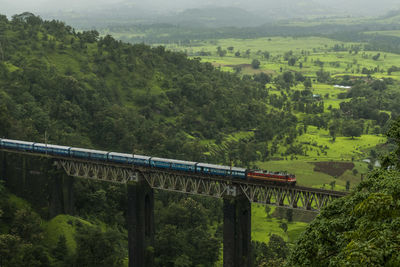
left=1, top=7, right=400, bottom=266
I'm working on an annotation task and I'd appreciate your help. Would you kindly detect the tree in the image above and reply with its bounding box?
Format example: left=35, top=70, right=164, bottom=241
left=287, top=169, right=400, bottom=266
left=303, top=77, right=312, bottom=89
left=253, top=72, right=271, bottom=86
left=342, top=120, right=363, bottom=139
left=288, top=57, right=297, bottom=66
left=252, top=234, right=288, bottom=266
left=75, top=226, right=125, bottom=267
left=53, top=235, right=68, bottom=262
left=265, top=205, right=271, bottom=218
left=251, top=59, right=260, bottom=69
left=10, top=209, right=43, bottom=243
left=268, top=234, right=288, bottom=259
left=288, top=118, right=400, bottom=266
left=279, top=222, right=288, bottom=233
left=155, top=197, right=221, bottom=266
left=316, top=69, right=331, bottom=83
left=0, top=234, right=50, bottom=267
left=286, top=208, right=293, bottom=222
left=294, top=72, right=305, bottom=82
left=372, top=53, right=380, bottom=61
left=217, top=49, right=227, bottom=57
left=233, top=65, right=242, bottom=74
left=329, top=120, right=340, bottom=141
left=282, top=71, right=294, bottom=85
left=381, top=117, right=400, bottom=170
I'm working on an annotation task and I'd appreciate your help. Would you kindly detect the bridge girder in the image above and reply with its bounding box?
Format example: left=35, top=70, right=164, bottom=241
left=54, top=159, right=345, bottom=211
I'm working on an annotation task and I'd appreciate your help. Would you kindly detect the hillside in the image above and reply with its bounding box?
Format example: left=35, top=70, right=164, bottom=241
left=0, top=13, right=299, bottom=266
left=2, top=11, right=400, bottom=266
left=0, top=12, right=295, bottom=164
left=287, top=118, right=400, bottom=266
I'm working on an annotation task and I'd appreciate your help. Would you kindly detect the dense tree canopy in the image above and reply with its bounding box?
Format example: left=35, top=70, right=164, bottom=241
left=0, top=12, right=300, bottom=166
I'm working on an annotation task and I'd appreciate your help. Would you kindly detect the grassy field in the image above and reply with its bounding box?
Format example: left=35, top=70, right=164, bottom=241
left=162, top=36, right=393, bottom=189
left=252, top=205, right=308, bottom=244
left=165, top=36, right=351, bottom=55
left=160, top=36, right=400, bottom=83
left=154, top=35, right=400, bottom=251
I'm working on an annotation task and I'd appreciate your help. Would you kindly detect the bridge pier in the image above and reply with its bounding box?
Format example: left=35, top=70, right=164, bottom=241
left=0, top=152, right=75, bottom=218
left=0, top=151, right=6, bottom=181
left=223, top=194, right=251, bottom=267
left=127, top=173, right=154, bottom=267
left=49, top=171, right=75, bottom=218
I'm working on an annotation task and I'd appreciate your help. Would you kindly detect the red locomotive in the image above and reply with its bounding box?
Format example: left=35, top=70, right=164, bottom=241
left=247, top=170, right=296, bottom=185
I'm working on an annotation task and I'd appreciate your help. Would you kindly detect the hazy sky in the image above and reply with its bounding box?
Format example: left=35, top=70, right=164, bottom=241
left=1, top=0, right=399, bottom=18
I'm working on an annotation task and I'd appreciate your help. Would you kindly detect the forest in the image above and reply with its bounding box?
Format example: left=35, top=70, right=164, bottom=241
left=1, top=12, right=400, bottom=266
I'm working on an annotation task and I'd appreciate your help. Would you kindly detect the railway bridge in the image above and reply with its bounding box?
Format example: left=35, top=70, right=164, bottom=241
left=0, top=146, right=347, bottom=267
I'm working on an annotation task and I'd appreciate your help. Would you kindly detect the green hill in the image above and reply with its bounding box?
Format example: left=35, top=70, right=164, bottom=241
left=0, top=12, right=296, bottom=164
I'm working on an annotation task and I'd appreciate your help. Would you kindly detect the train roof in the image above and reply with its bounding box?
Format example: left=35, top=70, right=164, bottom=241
left=151, top=157, right=197, bottom=165
left=70, top=147, right=109, bottom=155
left=109, top=152, right=134, bottom=158
left=196, top=162, right=246, bottom=172
left=2, top=139, right=34, bottom=145
left=33, top=143, right=70, bottom=150
left=134, top=154, right=151, bottom=160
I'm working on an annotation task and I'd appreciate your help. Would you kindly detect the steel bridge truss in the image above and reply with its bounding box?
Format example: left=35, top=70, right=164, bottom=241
left=55, top=160, right=137, bottom=183
left=239, top=184, right=342, bottom=210
left=54, top=159, right=345, bottom=211
left=141, top=171, right=239, bottom=198
left=140, top=171, right=344, bottom=211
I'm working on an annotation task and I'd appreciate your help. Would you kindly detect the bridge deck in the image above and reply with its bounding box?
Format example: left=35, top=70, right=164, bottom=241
left=0, top=147, right=348, bottom=211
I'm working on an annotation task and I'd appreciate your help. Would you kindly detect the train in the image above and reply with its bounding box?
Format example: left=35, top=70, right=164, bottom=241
left=0, top=138, right=296, bottom=185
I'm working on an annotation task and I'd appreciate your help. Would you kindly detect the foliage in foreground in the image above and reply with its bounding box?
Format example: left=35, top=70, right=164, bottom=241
left=0, top=180, right=127, bottom=267
left=287, top=118, right=400, bottom=266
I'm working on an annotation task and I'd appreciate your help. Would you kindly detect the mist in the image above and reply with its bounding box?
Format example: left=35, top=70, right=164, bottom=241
left=1, top=0, right=400, bottom=28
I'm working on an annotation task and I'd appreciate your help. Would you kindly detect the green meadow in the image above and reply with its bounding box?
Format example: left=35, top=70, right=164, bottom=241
left=161, top=36, right=394, bottom=190
left=156, top=35, right=400, bottom=249
left=252, top=205, right=308, bottom=244
left=163, top=36, right=400, bottom=81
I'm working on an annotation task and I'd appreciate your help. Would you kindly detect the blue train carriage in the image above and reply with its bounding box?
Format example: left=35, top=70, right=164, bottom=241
left=196, top=163, right=246, bottom=179
left=108, top=152, right=134, bottom=164
left=150, top=157, right=197, bottom=172
left=1, top=139, right=34, bottom=151
left=33, top=143, right=71, bottom=156
left=70, top=147, right=109, bottom=161
left=133, top=154, right=151, bottom=166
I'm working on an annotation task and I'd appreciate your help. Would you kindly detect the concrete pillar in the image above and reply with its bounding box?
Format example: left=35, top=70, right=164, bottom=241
left=0, top=151, right=5, bottom=181
left=49, top=172, right=74, bottom=218
left=127, top=174, right=154, bottom=267
left=223, top=194, right=251, bottom=267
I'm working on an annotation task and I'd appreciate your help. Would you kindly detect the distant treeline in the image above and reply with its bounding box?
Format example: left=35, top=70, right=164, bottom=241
left=109, top=22, right=400, bottom=48
left=329, top=31, right=400, bottom=54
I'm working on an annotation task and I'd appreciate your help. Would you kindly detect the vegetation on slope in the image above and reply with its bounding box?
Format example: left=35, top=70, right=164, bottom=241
left=286, top=118, right=400, bottom=266
left=2, top=11, right=400, bottom=266
left=0, top=12, right=300, bottom=168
